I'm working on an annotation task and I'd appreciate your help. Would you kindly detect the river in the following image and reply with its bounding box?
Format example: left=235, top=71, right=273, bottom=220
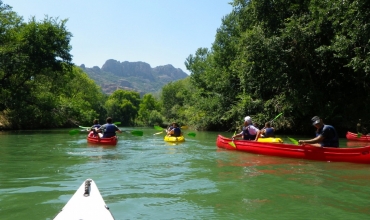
left=1, top=128, right=370, bottom=219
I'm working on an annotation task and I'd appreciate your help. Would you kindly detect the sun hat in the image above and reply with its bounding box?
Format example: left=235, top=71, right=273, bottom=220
left=311, top=116, right=320, bottom=125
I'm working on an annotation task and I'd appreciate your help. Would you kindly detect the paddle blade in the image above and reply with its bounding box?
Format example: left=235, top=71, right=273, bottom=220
left=154, top=125, right=163, bottom=131
left=114, top=122, right=121, bottom=125
left=130, top=130, right=143, bottom=136
left=288, top=137, right=299, bottom=145
left=357, top=133, right=362, bottom=138
left=228, top=141, right=236, bottom=148
left=273, top=113, right=283, bottom=121
left=69, top=129, right=80, bottom=135
left=187, top=132, right=196, bottom=137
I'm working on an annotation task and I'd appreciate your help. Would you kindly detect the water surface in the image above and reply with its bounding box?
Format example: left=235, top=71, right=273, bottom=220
left=1, top=129, right=369, bottom=219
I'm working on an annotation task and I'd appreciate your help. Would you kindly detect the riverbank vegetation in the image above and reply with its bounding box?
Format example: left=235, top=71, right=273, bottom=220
left=182, top=0, right=370, bottom=135
left=1, top=0, right=369, bottom=136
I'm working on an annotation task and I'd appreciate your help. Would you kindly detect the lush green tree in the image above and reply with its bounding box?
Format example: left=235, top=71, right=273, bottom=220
left=183, top=0, right=370, bottom=134
left=0, top=2, right=73, bottom=128
left=105, top=90, right=140, bottom=126
left=160, top=79, right=193, bottom=125
left=60, top=67, right=106, bottom=127
left=137, top=94, right=162, bottom=126
left=185, top=6, right=247, bottom=130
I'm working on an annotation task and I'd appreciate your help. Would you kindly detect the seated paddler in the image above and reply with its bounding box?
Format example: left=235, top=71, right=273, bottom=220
left=298, top=116, right=339, bottom=148
left=256, top=122, right=275, bottom=140
left=232, top=116, right=259, bottom=140
left=90, top=119, right=101, bottom=137
left=167, top=123, right=182, bottom=137
left=96, top=117, right=122, bottom=138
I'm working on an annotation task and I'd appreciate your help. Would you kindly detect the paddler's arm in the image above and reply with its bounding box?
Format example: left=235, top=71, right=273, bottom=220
left=167, top=128, right=174, bottom=135
left=298, top=135, right=324, bottom=145
left=232, top=131, right=243, bottom=139
left=115, top=125, right=122, bottom=133
left=255, top=130, right=262, bottom=141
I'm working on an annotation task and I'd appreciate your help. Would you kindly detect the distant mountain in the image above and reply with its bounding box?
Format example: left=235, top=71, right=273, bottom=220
left=80, top=59, right=189, bottom=95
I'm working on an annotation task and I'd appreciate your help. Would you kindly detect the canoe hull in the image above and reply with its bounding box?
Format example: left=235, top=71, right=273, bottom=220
left=87, top=131, right=118, bottom=145
left=53, top=179, right=114, bottom=220
left=216, top=135, right=370, bottom=164
left=346, top=131, right=370, bottom=142
left=164, top=135, right=185, bottom=142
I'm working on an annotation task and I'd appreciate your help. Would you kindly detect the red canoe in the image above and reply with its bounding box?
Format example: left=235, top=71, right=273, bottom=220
left=216, top=135, right=370, bottom=164
left=346, top=131, right=370, bottom=142
left=87, top=131, right=118, bottom=145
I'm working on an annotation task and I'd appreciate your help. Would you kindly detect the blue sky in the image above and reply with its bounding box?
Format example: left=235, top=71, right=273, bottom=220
left=8, top=1, right=232, bottom=74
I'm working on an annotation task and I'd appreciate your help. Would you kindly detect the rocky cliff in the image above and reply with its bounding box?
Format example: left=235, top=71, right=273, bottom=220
left=80, top=59, right=188, bottom=94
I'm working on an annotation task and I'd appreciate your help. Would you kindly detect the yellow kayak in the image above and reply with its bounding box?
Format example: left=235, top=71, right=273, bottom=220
left=164, top=135, right=185, bottom=142
left=257, top=137, right=283, bottom=143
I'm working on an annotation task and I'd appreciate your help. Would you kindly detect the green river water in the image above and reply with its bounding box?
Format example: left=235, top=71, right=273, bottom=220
left=1, top=128, right=370, bottom=220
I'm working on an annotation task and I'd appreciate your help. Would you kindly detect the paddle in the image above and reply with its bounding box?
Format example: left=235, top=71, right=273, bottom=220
left=154, top=125, right=193, bottom=136
left=70, top=129, right=143, bottom=137
left=187, top=132, right=196, bottom=137
left=228, top=131, right=237, bottom=148
left=257, top=112, right=283, bottom=140
left=70, top=122, right=140, bottom=136
left=155, top=125, right=188, bottom=130
left=154, top=125, right=163, bottom=131
left=78, top=125, right=90, bottom=130
left=288, top=137, right=299, bottom=145
left=271, top=112, right=283, bottom=122
left=122, top=130, right=144, bottom=136
left=69, top=129, right=80, bottom=135
left=153, top=125, right=165, bottom=135
left=79, top=122, right=121, bottom=130
left=229, top=140, right=236, bottom=148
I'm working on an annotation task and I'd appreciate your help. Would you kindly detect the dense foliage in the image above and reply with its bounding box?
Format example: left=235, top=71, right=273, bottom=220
left=0, top=2, right=74, bottom=128
left=1, top=0, right=370, bottom=136
left=0, top=2, right=106, bottom=129
left=105, top=90, right=141, bottom=126
left=183, top=0, right=370, bottom=135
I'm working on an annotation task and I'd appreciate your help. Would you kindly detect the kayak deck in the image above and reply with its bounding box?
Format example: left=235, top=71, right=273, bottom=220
left=53, top=179, right=115, bottom=220
left=87, top=131, right=118, bottom=145
left=164, top=135, right=185, bottom=142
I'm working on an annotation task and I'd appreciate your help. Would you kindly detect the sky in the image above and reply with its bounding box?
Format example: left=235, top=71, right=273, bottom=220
left=7, top=0, right=233, bottom=74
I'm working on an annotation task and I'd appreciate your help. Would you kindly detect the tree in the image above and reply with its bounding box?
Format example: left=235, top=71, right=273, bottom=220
left=0, top=2, right=73, bottom=128
left=137, top=94, right=162, bottom=126
left=182, top=0, right=370, bottom=134
left=105, top=90, right=140, bottom=126
left=60, top=67, right=106, bottom=127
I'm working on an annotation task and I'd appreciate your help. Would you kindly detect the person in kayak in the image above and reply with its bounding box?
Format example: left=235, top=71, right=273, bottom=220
left=167, top=123, right=182, bottom=137
left=166, top=122, right=175, bottom=133
left=298, top=116, right=339, bottom=147
left=232, top=116, right=259, bottom=140
left=356, top=119, right=368, bottom=135
left=96, top=117, right=122, bottom=138
left=90, top=119, right=102, bottom=137
left=256, top=121, right=275, bottom=139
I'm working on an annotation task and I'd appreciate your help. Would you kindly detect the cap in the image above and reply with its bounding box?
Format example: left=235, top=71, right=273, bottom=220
left=244, top=116, right=252, bottom=123
left=311, top=116, right=320, bottom=125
